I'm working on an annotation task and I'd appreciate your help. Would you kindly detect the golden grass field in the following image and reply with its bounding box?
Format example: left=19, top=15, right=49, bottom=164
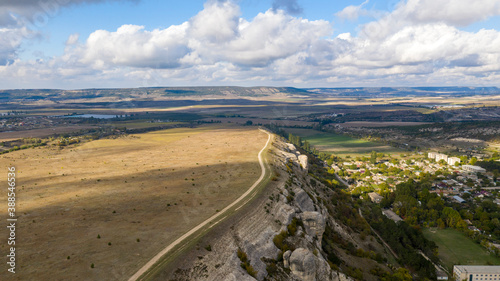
left=0, top=124, right=268, bottom=281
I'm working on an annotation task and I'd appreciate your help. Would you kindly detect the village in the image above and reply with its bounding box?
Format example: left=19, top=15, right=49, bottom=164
left=328, top=149, right=500, bottom=280
left=333, top=151, right=498, bottom=201
left=331, top=150, right=500, bottom=233
left=0, top=115, right=81, bottom=132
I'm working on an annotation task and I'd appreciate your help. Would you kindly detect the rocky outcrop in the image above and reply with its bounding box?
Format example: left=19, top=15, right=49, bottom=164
left=242, top=227, right=277, bottom=280
left=283, top=250, right=292, bottom=268
left=280, top=151, right=298, bottom=164
left=275, top=202, right=295, bottom=225
left=298, top=155, right=308, bottom=171
left=287, top=248, right=339, bottom=281
left=294, top=190, right=315, bottom=212
left=223, top=271, right=258, bottom=281
left=289, top=248, right=317, bottom=281
left=301, top=212, right=326, bottom=243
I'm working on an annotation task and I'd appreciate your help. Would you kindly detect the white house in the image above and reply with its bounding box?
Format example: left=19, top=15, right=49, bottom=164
left=453, top=265, right=500, bottom=281
left=368, top=192, right=383, bottom=203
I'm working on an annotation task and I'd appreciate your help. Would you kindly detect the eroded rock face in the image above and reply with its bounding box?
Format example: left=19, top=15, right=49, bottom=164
left=242, top=227, right=279, bottom=280
left=286, top=143, right=297, bottom=152
left=287, top=247, right=341, bottom=281
left=223, top=272, right=257, bottom=281
left=301, top=212, right=326, bottom=243
left=295, top=190, right=315, bottom=212
left=276, top=203, right=295, bottom=225
left=283, top=250, right=292, bottom=268
left=280, top=151, right=298, bottom=164
left=289, top=248, right=317, bottom=281
left=298, top=155, right=308, bottom=171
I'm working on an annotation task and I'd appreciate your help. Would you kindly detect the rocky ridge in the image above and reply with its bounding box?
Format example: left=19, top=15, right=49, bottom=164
left=161, top=135, right=390, bottom=281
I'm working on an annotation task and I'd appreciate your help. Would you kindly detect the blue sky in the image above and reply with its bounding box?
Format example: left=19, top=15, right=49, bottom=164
left=1, top=0, right=500, bottom=89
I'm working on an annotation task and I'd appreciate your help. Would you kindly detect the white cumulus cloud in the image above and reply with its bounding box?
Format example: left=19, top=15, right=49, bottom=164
left=335, top=0, right=370, bottom=21
left=2, top=0, right=500, bottom=88
left=0, top=26, right=31, bottom=65
left=75, top=0, right=330, bottom=68
left=396, top=0, right=500, bottom=26
left=80, top=23, right=190, bottom=69
left=193, top=9, right=331, bottom=66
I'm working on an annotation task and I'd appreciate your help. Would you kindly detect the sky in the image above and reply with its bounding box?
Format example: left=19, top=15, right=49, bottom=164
left=1, top=0, right=500, bottom=89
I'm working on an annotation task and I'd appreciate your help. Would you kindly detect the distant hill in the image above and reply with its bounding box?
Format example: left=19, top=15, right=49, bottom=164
left=0, top=86, right=311, bottom=102
left=305, top=86, right=500, bottom=97
left=1, top=86, right=499, bottom=103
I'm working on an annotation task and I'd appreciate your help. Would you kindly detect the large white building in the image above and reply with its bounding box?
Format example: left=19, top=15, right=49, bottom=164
left=448, top=157, right=461, bottom=166
left=436, top=153, right=449, bottom=163
left=428, top=152, right=451, bottom=163
left=453, top=265, right=500, bottom=281
left=462, top=165, right=487, bottom=173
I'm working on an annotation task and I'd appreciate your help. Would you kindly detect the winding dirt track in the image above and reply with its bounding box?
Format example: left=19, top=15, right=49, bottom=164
left=128, top=129, right=272, bottom=281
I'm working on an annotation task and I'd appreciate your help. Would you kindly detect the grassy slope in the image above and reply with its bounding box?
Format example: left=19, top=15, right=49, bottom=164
left=423, top=228, right=500, bottom=271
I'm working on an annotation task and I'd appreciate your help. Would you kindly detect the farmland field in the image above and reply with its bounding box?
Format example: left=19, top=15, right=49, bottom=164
left=423, top=228, right=500, bottom=271
left=0, top=124, right=268, bottom=281
left=110, top=120, right=183, bottom=129
left=284, top=128, right=403, bottom=156
left=340, top=121, right=432, bottom=127
left=0, top=125, right=97, bottom=142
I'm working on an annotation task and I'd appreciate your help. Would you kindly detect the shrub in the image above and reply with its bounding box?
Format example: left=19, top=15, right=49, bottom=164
left=237, top=248, right=257, bottom=278
left=273, top=230, right=288, bottom=251
left=242, top=263, right=257, bottom=278
left=287, top=217, right=303, bottom=236
left=237, top=248, right=248, bottom=263
left=266, top=262, right=278, bottom=276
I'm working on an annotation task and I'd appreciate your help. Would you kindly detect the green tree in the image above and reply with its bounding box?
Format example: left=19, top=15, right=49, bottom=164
left=437, top=218, right=446, bottom=229
left=304, top=140, right=311, bottom=152
left=427, top=197, right=444, bottom=212
left=469, top=157, right=478, bottom=165
left=389, top=268, right=413, bottom=281
left=442, top=207, right=463, bottom=228
left=460, top=156, right=469, bottom=163
left=370, top=151, right=377, bottom=164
